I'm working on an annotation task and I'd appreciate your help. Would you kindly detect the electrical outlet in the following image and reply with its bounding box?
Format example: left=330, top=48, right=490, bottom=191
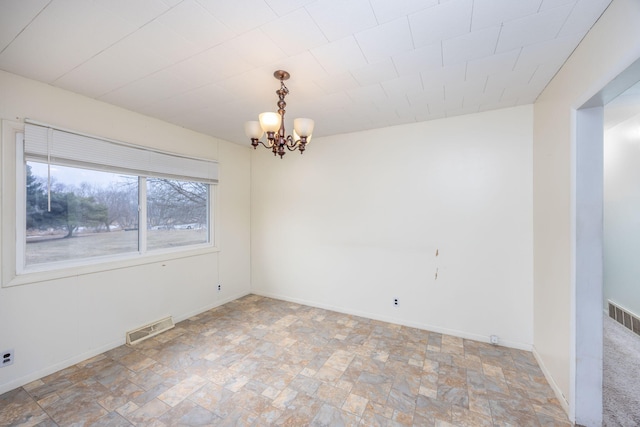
left=394, top=298, right=399, bottom=307
left=217, top=284, right=221, bottom=292
left=2, top=349, right=14, bottom=367
left=490, top=335, right=499, bottom=345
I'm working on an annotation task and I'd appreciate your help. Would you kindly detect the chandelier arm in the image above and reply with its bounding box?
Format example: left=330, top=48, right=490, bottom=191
left=284, top=135, right=299, bottom=150
left=256, top=138, right=275, bottom=149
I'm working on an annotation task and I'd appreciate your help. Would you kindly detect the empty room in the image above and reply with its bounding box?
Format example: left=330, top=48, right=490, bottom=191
left=1, top=0, right=639, bottom=426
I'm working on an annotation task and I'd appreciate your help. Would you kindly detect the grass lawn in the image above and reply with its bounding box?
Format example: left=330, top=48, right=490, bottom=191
left=26, top=229, right=207, bottom=266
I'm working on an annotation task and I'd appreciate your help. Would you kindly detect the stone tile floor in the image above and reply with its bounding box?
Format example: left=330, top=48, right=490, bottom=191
left=0, top=295, right=572, bottom=426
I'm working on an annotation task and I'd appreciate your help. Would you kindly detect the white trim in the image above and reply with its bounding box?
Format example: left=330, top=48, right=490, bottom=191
left=138, top=177, right=147, bottom=254
left=251, top=290, right=533, bottom=351
left=0, top=291, right=251, bottom=395
left=5, top=245, right=220, bottom=288
left=0, top=338, right=125, bottom=396
left=1, top=120, right=23, bottom=286
left=15, top=132, right=26, bottom=275
left=533, top=346, right=571, bottom=419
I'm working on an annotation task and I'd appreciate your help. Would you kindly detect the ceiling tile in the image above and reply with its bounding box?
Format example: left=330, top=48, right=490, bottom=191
left=471, top=0, right=542, bottom=30
left=448, top=78, right=504, bottom=108
left=351, top=58, right=398, bottom=86
left=485, top=66, right=537, bottom=94
left=297, top=91, right=353, bottom=119
left=421, top=63, right=466, bottom=87
left=0, top=0, right=136, bottom=82
left=221, top=68, right=282, bottom=110
left=54, top=43, right=170, bottom=98
left=369, top=0, right=437, bottom=24
left=514, top=33, right=583, bottom=71
left=495, top=4, right=574, bottom=53
left=407, top=86, right=445, bottom=109
left=99, top=68, right=193, bottom=110
left=528, top=62, right=563, bottom=90
left=264, top=0, right=315, bottom=16
left=196, top=0, right=278, bottom=33
left=445, top=78, right=488, bottom=102
left=260, top=8, right=327, bottom=55
left=355, top=17, right=414, bottom=64
left=346, top=84, right=388, bottom=106
left=161, top=0, right=183, bottom=6
left=310, top=36, right=367, bottom=75
left=540, top=0, right=576, bottom=10
left=225, top=29, right=288, bottom=68
left=267, top=51, right=329, bottom=79
left=408, top=0, right=473, bottom=48
left=380, top=74, right=423, bottom=99
left=442, top=25, right=500, bottom=66
left=392, top=43, right=442, bottom=76
left=93, top=0, right=170, bottom=28
left=137, top=84, right=235, bottom=120
left=558, top=0, right=611, bottom=37
left=502, top=82, right=544, bottom=104
left=54, top=19, right=205, bottom=94
left=466, top=49, right=520, bottom=80
left=173, top=44, right=255, bottom=87
left=305, top=0, right=377, bottom=41
left=0, top=0, right=49, bottom=52
left=121, top=20, right=202, bottom=64
left=313, top=72, right=360, bottom=94
left=154, top=0, right=234, bottom=50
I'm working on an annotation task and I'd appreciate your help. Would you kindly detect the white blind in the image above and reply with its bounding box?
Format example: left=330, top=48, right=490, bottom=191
left=24, top=123, right=218, bottom=183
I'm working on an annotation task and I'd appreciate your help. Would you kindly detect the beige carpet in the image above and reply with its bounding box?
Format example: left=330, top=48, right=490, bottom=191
left=603, top=316, right=640, bottom=427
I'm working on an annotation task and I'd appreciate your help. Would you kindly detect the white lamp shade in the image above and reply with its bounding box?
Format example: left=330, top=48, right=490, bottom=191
left=244, top=121, right=263, bottom=139
left=293, top=118, right=314, bottom=137
left=259, top=112, right=281, bottom=133
left=293, top=129, right=312, bottom=144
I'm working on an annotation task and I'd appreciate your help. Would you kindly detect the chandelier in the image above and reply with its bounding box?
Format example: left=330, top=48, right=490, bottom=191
left=244, top=70, right=314, bottom=159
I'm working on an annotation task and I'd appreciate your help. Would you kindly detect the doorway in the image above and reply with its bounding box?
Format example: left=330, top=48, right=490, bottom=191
left=574, top=58, right=640, bottom=426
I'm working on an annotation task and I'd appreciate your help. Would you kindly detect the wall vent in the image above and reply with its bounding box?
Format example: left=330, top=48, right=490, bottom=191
left=608, top=300, right=640, bottom=336
left=126, top=316, right=174, bottom=345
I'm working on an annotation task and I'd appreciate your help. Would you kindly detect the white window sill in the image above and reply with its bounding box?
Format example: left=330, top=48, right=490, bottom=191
left=3, top=245, right=220, bottom=288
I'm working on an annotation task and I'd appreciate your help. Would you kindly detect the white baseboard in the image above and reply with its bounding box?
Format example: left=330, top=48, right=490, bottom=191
left=251, top=290, right=533, bottom=352
left=532, top=346, right=572, bottom=422
left=0, top=291, right=250, bottom=395
left=175, top=291, right=251, bottom=323
left=0, top=338, right=124, bottom=395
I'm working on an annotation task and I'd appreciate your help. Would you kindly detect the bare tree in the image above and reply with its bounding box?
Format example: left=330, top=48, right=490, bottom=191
left=91, top=182, right=138, bottom=231
left=147, top=179, right=207, bottom=228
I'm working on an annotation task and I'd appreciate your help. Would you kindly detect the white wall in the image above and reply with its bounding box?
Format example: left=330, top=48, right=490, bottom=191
left=0, top=71, right=251, bottom=393
left=252, top=106, right=534, bottom=349
left=532, top=0, right=640, bottom=419
left=604, top=113, right=640, bottom=316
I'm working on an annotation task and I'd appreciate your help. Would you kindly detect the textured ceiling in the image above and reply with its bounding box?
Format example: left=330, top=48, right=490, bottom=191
left=0, top=0, right=612, bottom=145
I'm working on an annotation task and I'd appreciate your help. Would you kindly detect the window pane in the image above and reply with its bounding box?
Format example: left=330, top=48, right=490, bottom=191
left=25, top=162, right=139, bottom=266
left=146, top=178, right=208, bottom=251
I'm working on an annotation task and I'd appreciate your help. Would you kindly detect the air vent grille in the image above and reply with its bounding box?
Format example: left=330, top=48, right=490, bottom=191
left=608, top=301, right=640, bottom=336
left=126, top=316, right=174, bottom=345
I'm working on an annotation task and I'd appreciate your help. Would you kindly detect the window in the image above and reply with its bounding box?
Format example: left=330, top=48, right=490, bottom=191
left=18, top=123, right=218, bottom=274
left=146, top=178, right=209, bottom=251
left=25, top=162, right=139, bottom=266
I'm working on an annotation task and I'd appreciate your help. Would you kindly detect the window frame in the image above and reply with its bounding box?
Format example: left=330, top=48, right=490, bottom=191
left=2, top=121, right=219, bottom=288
